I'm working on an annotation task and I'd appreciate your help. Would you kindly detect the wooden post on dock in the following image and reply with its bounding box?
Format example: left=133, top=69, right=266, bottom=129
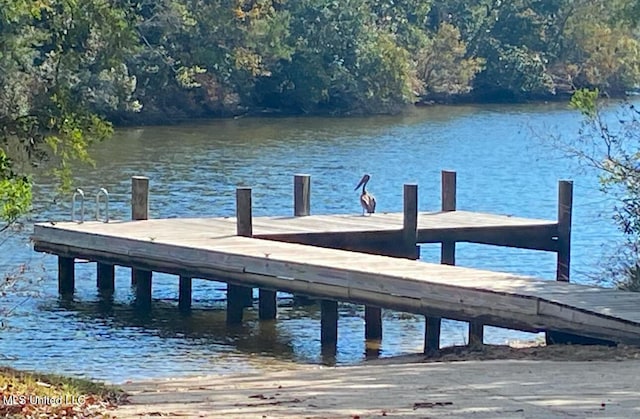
left=58, top=257, right=75, bottom=295
left=178, top=276, right=192, bottom=312
left=556, top=180, right=573, bottom=282
left=403, top=183, right=419, bottom=258
left=292, top=174, right=314, bottom=306
left=294, top=174, right=311, bottom=216
left=131, top=176, right=153, bottom=309
left=228, top=187, right=257, bottom=324
left=441, top=171, right=456, bottom=265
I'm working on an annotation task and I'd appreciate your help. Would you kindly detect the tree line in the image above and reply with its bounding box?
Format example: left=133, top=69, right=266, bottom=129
left=1, top=0, right=640, bottom=225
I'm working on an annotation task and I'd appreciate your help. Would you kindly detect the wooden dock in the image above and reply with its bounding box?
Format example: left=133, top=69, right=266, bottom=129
left=31, top=172, right=640, bottom=353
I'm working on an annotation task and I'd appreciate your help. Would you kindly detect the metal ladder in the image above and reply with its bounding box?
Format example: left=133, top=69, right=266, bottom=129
left=72, top=188, right=110, bottom=223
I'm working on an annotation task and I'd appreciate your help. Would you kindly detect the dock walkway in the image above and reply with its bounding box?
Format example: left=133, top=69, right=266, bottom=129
left=30, top=172, right=640, bottom=352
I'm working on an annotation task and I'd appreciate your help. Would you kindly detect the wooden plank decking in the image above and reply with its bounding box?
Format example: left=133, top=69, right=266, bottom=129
left=47, top=210, right=558, bottom=250
left=32, top=216, right=640, bottom=346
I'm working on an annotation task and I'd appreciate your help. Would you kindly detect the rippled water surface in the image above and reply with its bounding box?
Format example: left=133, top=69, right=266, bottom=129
left=0, top=103, right=624, bottom=383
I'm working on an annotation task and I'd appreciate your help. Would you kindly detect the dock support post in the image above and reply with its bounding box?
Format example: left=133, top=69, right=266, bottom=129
left=403, top=183, right=419, bottom=258
left=364, top=306, right=382, bottom=340
left=97, top=263, right=115, bottom=292
left=556, top=180, right=573, bottom=282
left=441, top=170, right=456, bottom=265
left=135, top=271, right=152, bottom=310
left=227, top=187, right=254, bottom=324
left=293, top=174, right=314, bottom=306
left=546, top=180, right=575, bottom=345
left=259, top=289, right=277, bottom=320
left=131, top=176, right=151, bottom=289
left=178, top=276, right=192, bottom=312
left=321, top=300, right=338, bottom=348
left=227, top=284, right=245, bottom=324
left=58, top=257, right=75, bottom=295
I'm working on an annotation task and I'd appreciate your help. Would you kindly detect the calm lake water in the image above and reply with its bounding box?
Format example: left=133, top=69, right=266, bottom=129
left=0, top=102, right=625, bottom=383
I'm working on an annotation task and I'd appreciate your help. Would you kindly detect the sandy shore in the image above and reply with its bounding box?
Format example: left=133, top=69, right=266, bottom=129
left=115, top=345, right=640, bottom=418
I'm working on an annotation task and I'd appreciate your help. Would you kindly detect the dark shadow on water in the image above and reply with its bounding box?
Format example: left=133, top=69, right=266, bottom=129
left=50, top=298, right=300, bottom=361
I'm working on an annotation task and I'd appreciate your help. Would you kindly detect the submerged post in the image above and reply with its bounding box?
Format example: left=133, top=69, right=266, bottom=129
left=556, top=180, right=573, bottom=282
left=364, top=306, right=383, bottom=340
left=321, top=299, right=338, bottom=347
left=294, top=174, right=311, bottom=216
left=228, top=187, right=254, bottom=323
left=97, top=263, right=115, bottom=293
left=131, top=176, right=152, bottom=298
left=178, top=276, right=192, bottom=312
left=58, top=257, right=75, bottom=295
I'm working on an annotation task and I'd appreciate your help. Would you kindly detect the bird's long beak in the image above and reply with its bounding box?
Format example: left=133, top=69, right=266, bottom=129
left=355, top=176, right=366, bottom=191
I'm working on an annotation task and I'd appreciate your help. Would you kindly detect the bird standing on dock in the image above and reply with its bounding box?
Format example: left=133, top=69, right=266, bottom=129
left=355, top=174, right=376, bottom=216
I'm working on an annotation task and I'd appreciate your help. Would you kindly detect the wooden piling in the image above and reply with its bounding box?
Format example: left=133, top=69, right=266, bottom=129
left=96, top=263, right=115, bottom=292
left=424, top=317, right=441, bottom=354
left=293, top=174, right=314, bottom=306
left=424, top=171, right=459, bottom=352
left=441, top=170, right=457, bottom=265
left=259, top=289, right=277, bottom=320
left=236, top=187, right=253, bottom=237
left=178, top=276, right=192, bottom=312
left=131, top=176, right=149, bottom=221
left=228, top=187, right=254, bottom=323
left=226, top=284, right=245, bottom=324
left=556, top=180, right=573, bottom=282
left=294, top=174, right=311, bottom=217
left=403, top=183, right=419, bottom=258
left=134, top=270, right=152, bottom=310
left=131, top=176, right=151, bottom=289
left=58, top=257, right=75, bottom=295
left=469, top=322, right=484, bottom=346
left=321, top=299, right=338, bottom=346
left=364, top=306, right=382, bottom=340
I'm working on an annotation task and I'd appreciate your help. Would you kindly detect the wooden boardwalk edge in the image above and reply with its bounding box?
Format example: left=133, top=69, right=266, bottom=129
left=32, top=224, right=640, bottom=346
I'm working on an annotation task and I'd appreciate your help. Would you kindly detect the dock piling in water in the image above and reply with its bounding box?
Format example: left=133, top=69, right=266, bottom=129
left=425, top=170, right=459, bottom=352
left=292, top=174, right=315, bottom=306
left=97, top=263, right=115, bottom=293
left=556, top=180, right=573, bottom=282
left=131, top=176, right=152, bottom=299
left=178, top=276, right=192, bottom=312
left=58, top=257, right=75, bottom=295
left=321, top=299, right=339, bottom=349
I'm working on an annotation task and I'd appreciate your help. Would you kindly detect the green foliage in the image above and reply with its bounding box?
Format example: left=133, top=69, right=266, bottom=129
left=569, top=89, right=640, bottom=289
left=2, top=0, right=640, bottom=228
left=416, top=22, right=484, bottom=98
left=558, top=1, right=640, bottom=95
left=0, top=0, right=137, bottom=227
left=569, top=88, right=600, bottom=118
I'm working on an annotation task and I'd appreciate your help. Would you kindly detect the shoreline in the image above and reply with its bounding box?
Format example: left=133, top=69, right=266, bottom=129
left=115, top=343, right=640, bottom=418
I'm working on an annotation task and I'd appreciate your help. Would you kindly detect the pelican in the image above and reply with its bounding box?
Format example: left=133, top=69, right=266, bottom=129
left=355, top=174, right=376, bottom=216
